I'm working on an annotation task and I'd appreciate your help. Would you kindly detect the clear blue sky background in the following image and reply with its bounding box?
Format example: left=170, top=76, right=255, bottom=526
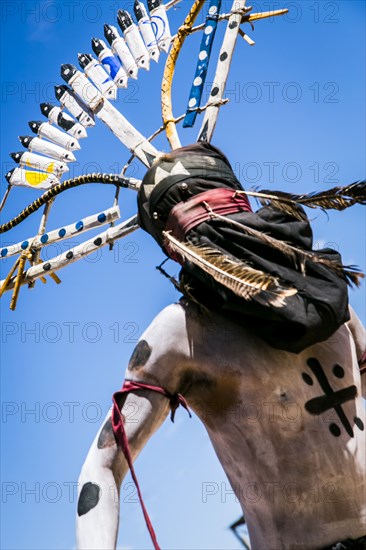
left=1, top=1, right=365, bottom=549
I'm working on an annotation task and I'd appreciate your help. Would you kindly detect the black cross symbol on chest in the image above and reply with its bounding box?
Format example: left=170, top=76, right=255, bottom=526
left=302, top=357, right=364, bottom=438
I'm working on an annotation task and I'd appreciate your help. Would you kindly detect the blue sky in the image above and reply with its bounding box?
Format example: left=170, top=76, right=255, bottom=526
left=1, top=1, right=365, bottom=549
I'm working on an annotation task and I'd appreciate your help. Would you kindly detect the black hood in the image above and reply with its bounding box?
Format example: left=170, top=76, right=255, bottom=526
left=137, top=141, right=243, bottom=247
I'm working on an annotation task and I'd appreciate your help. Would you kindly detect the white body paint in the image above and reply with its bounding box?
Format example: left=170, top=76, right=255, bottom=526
left=77, top=300, right=366, bottom=550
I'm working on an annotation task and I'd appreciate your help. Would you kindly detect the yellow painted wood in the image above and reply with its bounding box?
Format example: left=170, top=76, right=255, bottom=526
left=49, top=271, right=62, bottom=284
left=0, top=257, right=20, bottom=297
left=161, top=0, right=206, bottom=149
left=246, top=9, right=289, bottom=22
left=25, top=171, right=51, bottom=187
left=10, top=254, right=27, bottom=310
left=26, top=158, right=55, bottom=174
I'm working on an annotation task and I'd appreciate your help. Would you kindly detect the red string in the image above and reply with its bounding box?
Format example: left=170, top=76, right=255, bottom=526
left=112, top=380, right=192, bottom=549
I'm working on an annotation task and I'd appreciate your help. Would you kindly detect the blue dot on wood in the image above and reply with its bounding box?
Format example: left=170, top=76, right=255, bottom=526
left=59, top=228, right=66, bottom=237
left=98, top=213, right=106, bottom=223
left=40, top=234, right=49, bottom=244
left=1, top=248, right=8, bottom=257
left=21, top=241, right=29, bottom=250
left=76, top=221, right=84, bottom=231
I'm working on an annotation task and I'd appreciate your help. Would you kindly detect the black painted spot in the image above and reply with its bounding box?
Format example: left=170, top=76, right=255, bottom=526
left=354, top=417, right=364, bottom=431
left=77, top=482, right=100, bottom=516
left=220, top=52, right=228, bottom=62
left=94, top=237, right=102, bottom=246
left=66, top=251, right=73, bottom=259
left=43, top=263, right=51, bottom=271
left=329, top=423, right=341, bottom=437
left=128, top=340, right=152, bottom=370
left=302, top=372, right=313, bottom=385
left=333, top=364, right=345, bottom=378
left=229, top=21, right=238, bottom=29
left=97, top=418, right=117, bottom=449
left=211, top=86, right=219, bottom=97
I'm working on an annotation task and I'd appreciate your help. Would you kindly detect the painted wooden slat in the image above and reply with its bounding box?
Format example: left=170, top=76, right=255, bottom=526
left=0, top=215, right=139, bottom=292
left=40, top=103, right=88, bottom=139
left=148, top=0, right=172, bottom=52
left=0, top=206, right=120, bottom=259
left=134, top=1, right=160, bottom=63
left=197, top=0, right=247, bottom=142
left=62, top=61, right=160, bottom=166
left=54, top=85, right=95, bottom=127
left=94, top=100, right=160, bottom=167
left=10, top=151, right=69, bottom=176
left=29, top=121, right=81, bottom=151
left=92, top=38, right=129, bottom=88
left=78, top=53, right=117, bottom=101
left=161, top=0, right=206, bottom=149
left=118, top=10, right=151, bottom=70
left=19, top=135, right=76, bottom=162
left=183, top=0, right=222, bottom=128
left=5, top=167, right=60, bottom=190
left=104, top=25, right=139, bottom=80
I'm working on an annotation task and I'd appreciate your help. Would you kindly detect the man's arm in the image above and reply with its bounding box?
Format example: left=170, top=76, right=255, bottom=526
left=76, top=385, right=170, bottom=550
left=76, top=303, right=190, bottom=549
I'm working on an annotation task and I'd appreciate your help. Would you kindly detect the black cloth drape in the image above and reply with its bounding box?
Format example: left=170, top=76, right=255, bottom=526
left=137, top=142, right=350, bottom=353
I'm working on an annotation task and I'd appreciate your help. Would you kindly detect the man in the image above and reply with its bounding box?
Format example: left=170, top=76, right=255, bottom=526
left=76, top=299, right=365, bottom=549
left=77, top=143, right=365, bottom=549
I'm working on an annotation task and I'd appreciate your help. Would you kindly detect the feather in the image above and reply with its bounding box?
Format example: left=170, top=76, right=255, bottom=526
left=163, top=231, right=297, bottom=308
left=244, top=180, right=366, bottom=221
left=207, top=210, right=364, bottom=287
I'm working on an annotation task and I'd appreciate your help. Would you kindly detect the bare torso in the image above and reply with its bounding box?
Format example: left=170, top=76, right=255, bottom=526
left=135, top=300, right=365, bottom=549
left=77, top=299, right=366, bottom=550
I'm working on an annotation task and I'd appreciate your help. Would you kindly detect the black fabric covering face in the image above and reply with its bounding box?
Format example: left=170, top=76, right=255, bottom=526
left=138, top=142, right=242, bottom=247
left=137, top=142, right=350, bottom=353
